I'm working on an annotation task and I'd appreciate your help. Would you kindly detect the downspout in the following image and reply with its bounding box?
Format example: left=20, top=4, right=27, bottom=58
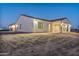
left=60, top=20, right=62, bottom=33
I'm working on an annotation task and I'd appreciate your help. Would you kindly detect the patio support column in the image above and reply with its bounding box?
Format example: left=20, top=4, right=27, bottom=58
left=68, top=24, right=71, bottom=32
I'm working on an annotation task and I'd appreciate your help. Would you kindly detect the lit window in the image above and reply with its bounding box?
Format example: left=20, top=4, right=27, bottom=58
left=38, top=22, right=43, bottom=29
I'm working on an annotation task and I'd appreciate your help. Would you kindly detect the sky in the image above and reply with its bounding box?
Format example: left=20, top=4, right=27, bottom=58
left=0, top=3, right=79, bottom=29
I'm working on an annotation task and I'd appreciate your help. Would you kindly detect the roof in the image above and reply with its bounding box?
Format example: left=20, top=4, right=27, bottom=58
left=21, top=14, right=69, bottom=22
left=50, top=17, right=68, bottom=21
left=9, top=23, right=16, bottom=26
left=9, top=14, right=70, bottom=26
left=21, top=14, right=49, bottom=21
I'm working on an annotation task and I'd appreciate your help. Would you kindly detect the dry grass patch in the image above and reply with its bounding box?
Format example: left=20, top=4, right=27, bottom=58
left=0, top=32, right=79, bottom=56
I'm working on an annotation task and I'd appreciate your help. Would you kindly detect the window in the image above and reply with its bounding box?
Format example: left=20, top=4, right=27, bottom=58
left=62, top=24, right=67, bottom=32
left=38, top=22, right=43, bottom=29
left=19, top=24, right=21, bottom=29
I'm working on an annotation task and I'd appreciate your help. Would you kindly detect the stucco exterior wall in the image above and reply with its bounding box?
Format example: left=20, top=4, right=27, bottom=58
left=33, top=19, right=49, bottom=32
left=52, top=21, right=61, bottom=33
left=16, top=16, right=33, bottom=32
left=51, top=20, right=71, bottom=33
left=10, top=15, right=71, bottom=33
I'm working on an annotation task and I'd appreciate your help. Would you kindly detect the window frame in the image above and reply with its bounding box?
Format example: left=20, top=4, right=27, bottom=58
left=38, top=22, right=44, bottom=29
left=19, top=24, right=21, bottom=29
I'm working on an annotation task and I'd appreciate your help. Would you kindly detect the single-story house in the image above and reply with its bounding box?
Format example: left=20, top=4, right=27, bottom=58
left=9, top=14, right=71, bottom=33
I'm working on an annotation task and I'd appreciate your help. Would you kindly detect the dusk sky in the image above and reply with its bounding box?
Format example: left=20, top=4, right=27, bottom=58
left=0, top=3, right=79, bottom=29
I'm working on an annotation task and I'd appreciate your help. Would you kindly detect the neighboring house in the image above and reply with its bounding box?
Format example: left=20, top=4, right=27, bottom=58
left=9, top=14, right=71, bottom=33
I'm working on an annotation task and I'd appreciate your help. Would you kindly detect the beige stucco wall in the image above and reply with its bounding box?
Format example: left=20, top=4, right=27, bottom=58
left=51, top=20, right=71, bottom=33
left=14, top=16, right=50, bottom=33
left=11, top=16, right=71, bottom=33
left=16, top=16, right=33, bottom=32
left=33, top=19, right=50, bottom=32
left=13, top=16, right=50, bottom=33
left=51, top=21, right=61, bottom=33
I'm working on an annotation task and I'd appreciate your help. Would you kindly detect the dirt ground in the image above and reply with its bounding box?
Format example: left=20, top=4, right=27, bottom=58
left=0, top=32, right=79, bottom=56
